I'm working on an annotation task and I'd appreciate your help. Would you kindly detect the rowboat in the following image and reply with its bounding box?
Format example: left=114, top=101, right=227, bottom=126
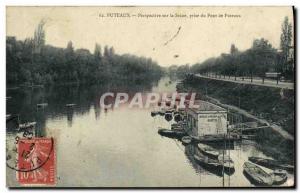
left=192, top=134, right=237, bottom=144
left=19, top=122, right=37, bottom=130
left=171, top=127, right=183, bottom=132
left=218, top=155, right=234, bottom=171
left=248, top=157, right=294, bottom=172
left=194, top=154, right=235, bottom=176
left=271, top=169, right=288, bottom=185
left=243, top=162, right=273, bottom=186
left=158, top=128, right=186, bottom=138
left=197, top=143, right=219, bottom=159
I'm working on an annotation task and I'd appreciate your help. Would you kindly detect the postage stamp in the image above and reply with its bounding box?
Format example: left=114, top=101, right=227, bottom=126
left=17, top=138, right=55, bottom=185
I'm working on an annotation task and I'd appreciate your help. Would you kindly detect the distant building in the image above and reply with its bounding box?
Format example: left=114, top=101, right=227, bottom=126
left=185, top=100, right=228, bottom=136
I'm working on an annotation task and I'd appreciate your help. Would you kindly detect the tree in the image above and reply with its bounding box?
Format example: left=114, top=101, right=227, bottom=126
left=6, top=22, right=163, bottom=86
left=33, top=19, right=46, bottom=54
left=230, top=44, right=238, bottom=55
left=109, top=47, right=115, bottom=56
left=229, top=44, right=239, bottom=80
left=103, top=45, right=109, bottom=58
left=94, top=43, right=102, bottom=59
left=66, top=41, right=74, bottom=54
left=280, top=16, right=293, bottom=77
left=192, top=38, right=278, bottom=83
left=251, top=38, right=277, bottom=82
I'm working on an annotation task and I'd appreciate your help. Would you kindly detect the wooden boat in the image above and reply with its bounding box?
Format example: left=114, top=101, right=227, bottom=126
left=197, top=143, right=219, bottom=159
left=19, top=122, right=37, bottom=130
left=171, top=127, right=183, bottom=132
left=218, top=155, right=234, bottom=171
left=194, top=154, right=235, bottom=176
left=271, top=169, right=288, bottom=185
left=181, top=136, right=192, bottom=145
left=243, top=162, right=273, bottom=186
left=249, top=157, right=294, bottom=172
left=192, top=134, right=237, bottom=144
left=158, top=128, right=186, bottom=138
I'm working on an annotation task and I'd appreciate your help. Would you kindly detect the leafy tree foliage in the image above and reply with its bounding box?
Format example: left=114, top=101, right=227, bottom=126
left=7, top=38, right=162, bottom=86
left=191, top=17, right=294, bottom=81
left=191, top=39, right=280, bottom=79
left=280, top=16, right=294, bottom=79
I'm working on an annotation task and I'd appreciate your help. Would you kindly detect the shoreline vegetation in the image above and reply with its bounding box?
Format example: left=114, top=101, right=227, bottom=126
left=168, top=16, right=294, bottom=82
left=6, top=21, right=163, bottom=88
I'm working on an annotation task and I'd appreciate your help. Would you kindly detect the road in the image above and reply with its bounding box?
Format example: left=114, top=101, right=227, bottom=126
left=194, top=74, right=294, bottom=90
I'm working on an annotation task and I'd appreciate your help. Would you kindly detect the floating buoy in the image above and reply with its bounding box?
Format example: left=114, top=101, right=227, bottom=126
left=164, top=112, right=173, bottom=121
left=174, top=113, right=182, bottom=122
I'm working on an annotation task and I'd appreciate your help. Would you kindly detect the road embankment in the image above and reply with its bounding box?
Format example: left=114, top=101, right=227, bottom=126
left=177, top=75, right=295, bottom=163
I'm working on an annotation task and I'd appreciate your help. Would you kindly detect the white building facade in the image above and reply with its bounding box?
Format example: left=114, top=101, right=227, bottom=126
left=185, top=100, right=227, bottom=136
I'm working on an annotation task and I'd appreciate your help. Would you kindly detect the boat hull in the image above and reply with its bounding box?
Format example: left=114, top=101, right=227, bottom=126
left=243, top=162, right=273, bottom=186
left=197, top=144, right=219, bottom=159
left=194, top=154, right=235, bottom=176
left=158, top=128, right=186, bottom=139
left=249, top=157, right=294, bottom=172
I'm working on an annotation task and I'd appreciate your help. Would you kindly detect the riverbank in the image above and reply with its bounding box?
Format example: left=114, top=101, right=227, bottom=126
left=177, top=75, right=295, bottom=163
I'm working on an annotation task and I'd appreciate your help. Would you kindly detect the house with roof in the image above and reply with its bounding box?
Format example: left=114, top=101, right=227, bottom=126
left=185, top=100, right=228, bottom=136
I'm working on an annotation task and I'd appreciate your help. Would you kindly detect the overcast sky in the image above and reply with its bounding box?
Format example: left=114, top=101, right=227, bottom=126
left=6, top=6, right=293, bottom=67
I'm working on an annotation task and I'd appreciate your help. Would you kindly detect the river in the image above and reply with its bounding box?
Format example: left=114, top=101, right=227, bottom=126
left=6, top=77, right=294, bottom=187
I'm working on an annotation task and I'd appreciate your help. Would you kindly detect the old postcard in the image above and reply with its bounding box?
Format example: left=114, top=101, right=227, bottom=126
left=6, top=6, right=295, bottom=188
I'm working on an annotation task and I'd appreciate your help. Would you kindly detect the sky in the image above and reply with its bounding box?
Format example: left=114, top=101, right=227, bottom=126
left=6, top=6, right=294, bottom=67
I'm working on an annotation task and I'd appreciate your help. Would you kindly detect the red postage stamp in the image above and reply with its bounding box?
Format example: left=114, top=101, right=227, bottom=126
left=17, top=138, right=56, bottom=185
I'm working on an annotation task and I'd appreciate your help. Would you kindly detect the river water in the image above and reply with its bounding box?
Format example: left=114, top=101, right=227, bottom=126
left=6, top=77, right=294, bottom=187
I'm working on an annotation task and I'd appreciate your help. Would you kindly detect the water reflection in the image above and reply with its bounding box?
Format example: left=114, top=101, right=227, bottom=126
left=6, top=77, right=293, bottom=187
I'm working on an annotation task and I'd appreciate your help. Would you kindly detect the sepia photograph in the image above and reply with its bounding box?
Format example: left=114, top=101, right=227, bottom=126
left=5, top=6, right=295, bottom=188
